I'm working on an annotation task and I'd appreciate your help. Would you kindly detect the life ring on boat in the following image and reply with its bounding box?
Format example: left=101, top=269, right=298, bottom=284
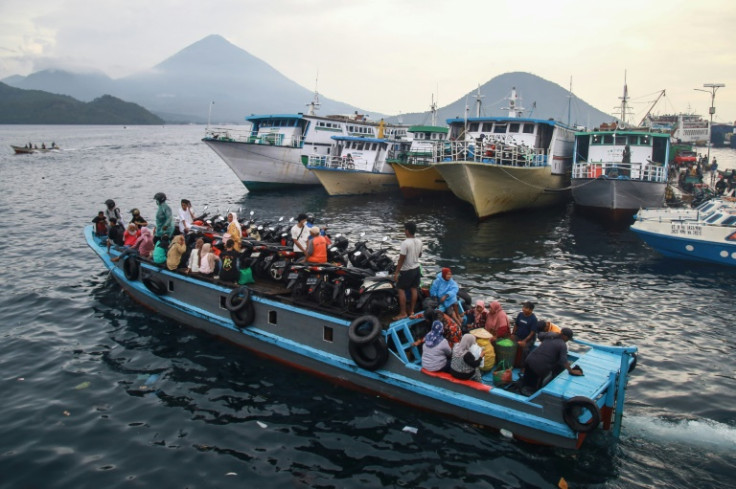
left=142, top=275, right=167, bottom=296
left=348, top=315, right=382, bottom=345
left=349, top=336, right=389, bottom=371
left=226, top=287, right=255, bottom=328
left=562, top=396, right=601, bottom=433
left=122, top=255, right=139, bottom=281
left=226, top=287, right=252, bottom=312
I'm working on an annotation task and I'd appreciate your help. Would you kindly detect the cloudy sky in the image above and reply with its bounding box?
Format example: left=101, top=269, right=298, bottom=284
left=1, top=0, right=734, bottom=122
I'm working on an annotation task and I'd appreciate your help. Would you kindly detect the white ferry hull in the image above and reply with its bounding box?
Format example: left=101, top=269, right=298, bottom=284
left=203, top=139, right=320, bottom=191
left=311, top=168, right=398, bottom=196
left=572, top=178, right=666, bottom=213
left=435, top=162, right=569, bottom=218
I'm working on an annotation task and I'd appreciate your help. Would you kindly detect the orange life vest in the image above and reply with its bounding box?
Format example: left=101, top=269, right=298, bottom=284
left=307, top=235, right=328, bottom=263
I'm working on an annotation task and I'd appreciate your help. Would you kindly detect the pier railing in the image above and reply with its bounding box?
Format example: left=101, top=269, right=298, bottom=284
left=572, top=161, right=668, bottom=182
left=396, top=140, right=550, bottom=167
left=204, top=127, right=304, bottom=148
left=307, top=154, right=377, bottom=172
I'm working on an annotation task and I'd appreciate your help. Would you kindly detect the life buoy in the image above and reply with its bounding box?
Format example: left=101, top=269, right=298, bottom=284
left=122, top=255, right=139, bottom=281
left=348, top=336, right=389, bottom=371
left=142, top=275, right=167, bottom=295
left=348, top=315, right=382, bottom=345
left=226, top=287, right=251, bottom=312
left=562, top=396, right=601, bottom=433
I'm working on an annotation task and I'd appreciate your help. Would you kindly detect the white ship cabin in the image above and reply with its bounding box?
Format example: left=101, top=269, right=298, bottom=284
left=308, top=136, right=409, bottom=173
left=572, top=130, right=670, bottom=181
left=406, top=125, right=449, bottom=164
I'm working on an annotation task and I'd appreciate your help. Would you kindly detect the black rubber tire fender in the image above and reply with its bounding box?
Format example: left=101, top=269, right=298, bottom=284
left=348, top=336, right=389, bottom=371
left=142, top=275, right=167, bottom=295
left=122, top=254, right=140, bottom=281
left=562, top=396, right=601, bottom=433
left=230, top=301, right=255, bottom=328
left=348, top=315, right=382, bottom=345
left=225, top=287, right=251, bottom=312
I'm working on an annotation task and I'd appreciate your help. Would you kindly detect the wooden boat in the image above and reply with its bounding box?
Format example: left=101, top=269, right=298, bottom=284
left=433, top=88, right=575, bottom=219
left=11, top=144, right=60, bottom=154
left=85, top=224, right=638, bottom=449
left=388, top=125, right=451, bottom=198
left=631, top=197, right=736, bottom=266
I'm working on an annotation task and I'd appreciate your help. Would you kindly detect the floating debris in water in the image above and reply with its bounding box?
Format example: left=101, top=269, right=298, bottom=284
left=63, top=410, right=71, bottom=416
left=226, top=472, right=237, bottom=476
left=17, top=378, right=24, bottom=381
left=74, top=381, right=91, bottom=390
left=402, top=426, right=418, bottom=434
left=256, top=421, right=268, bottom=429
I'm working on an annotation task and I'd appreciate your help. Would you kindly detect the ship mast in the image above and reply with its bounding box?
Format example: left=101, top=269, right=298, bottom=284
left=502, top=87, right=525, bottom=118
left=430, top=94, right=438, bottom=127
left=474, top=85, right=484, bottom=117
left=306, top=74, right=321, bottom=116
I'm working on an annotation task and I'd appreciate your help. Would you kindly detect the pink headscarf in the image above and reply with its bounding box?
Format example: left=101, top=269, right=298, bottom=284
left=485, top=301, right=510, bottom=337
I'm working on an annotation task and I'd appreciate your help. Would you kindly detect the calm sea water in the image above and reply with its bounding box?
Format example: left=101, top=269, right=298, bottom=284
left=0, top=125, right=734, bottom=489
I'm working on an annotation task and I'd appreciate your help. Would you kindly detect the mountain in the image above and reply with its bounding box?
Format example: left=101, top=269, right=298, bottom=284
left=387, top=72, right=612, bottom=128
left=1, top=35, right=614, bottom=126
left=0, top=82, right=164, bottom=124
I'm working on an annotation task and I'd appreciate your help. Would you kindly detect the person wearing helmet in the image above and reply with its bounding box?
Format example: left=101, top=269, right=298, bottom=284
left=129, top=208, right=148, bottom=229
left=153, top=192, right=174, bottom=241
left=104, top=199, right=122, bottom=223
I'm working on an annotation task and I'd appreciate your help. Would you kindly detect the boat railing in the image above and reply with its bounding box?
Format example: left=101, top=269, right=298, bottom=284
left=572, top=160, right=668, bottom=182
left=204, top=127, right=304, bottom=148
left=307, top=154, right=372, bottom=171
left=441, top=140, right=550, bottom=167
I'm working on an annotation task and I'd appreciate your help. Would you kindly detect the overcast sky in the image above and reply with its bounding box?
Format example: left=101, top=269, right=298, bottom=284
left=1, top=0, right=734, bottom=123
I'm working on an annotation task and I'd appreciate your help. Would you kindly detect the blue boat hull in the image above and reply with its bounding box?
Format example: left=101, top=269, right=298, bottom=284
left=631, top=227, right=736, bottom=266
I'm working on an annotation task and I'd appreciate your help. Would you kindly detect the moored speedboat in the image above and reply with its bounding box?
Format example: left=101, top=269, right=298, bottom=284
left=630, top=198, right=736, bottom=266
left=85, top=224, right=637, bottom=449
left=433, top=88, right=575, bottom=219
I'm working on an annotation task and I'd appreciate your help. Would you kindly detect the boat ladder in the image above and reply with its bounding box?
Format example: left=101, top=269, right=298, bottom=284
left=385, top=321, right=421, bottom=364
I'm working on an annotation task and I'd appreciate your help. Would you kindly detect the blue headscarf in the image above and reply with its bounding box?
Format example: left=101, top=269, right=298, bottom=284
left=424, top=320, right=445, bottom=348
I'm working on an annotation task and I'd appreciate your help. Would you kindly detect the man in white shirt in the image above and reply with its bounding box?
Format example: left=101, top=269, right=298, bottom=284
left=178, top=199, right=196, bottom=234
left=393, top=221, right=422, bottom=320
left=291, top=213, right=309, bottom=255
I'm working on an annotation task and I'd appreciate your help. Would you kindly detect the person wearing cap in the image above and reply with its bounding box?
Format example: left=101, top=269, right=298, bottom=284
left=130, top=208, right=148, bottom=229
left=153, top=192, right=173, bottom=242
left=291, top=213, right=310, bottom=255
left=430, top=267, right=463, bottom=327
left=520, top=328, right=583, bottom=394
left=104, top=199, right=122, bottom=224
left=306, top=226, right=330, bottom=263
left=512, top=301, right=539, bottom=366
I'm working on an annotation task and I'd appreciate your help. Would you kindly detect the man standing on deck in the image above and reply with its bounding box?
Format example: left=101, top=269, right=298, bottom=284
left=153, top=192, right=174, bottom=242
left=291, top=213, right=309, bottom=256
left=393, top=221, right=422, bottom=321
left=520, top=328, right=583, bottom=395
left=512, top=301, right=539, bottom=366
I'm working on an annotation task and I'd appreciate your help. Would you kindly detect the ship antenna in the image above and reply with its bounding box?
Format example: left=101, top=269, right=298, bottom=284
left=474, top=84, right=484, bottom=117
left=431, top=94, right=438, bottom=127
left=307, top=72, right=321, bottom=116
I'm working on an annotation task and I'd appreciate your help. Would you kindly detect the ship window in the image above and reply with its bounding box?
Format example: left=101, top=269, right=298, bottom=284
left=493, top=124, right=507, bottom=134
left=323, top=326, right=334, bottom=343
left=168, top=281, right=174, bottom=292
left=509, top=123, right=520, bottom=133
left=614, top=136, right=627, bottom=145
left=469, top=123, right=479, bottom=132
left=268, top=310, right=278, bottom=324
left=705, top=213, right=723, bottom=224
left=219, top=296, right=227, bottom=309
left=522, top=124, right=535, bottom=134
left=592, top=134, right=601, bottom=144
left=603, top=135, right=614, bottom=144
left=482, top=123, right=493, bottom=132
left=722, top=216, right=736, bottom=226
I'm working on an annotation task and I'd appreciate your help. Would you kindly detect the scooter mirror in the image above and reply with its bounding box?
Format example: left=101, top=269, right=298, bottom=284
left=354, top=251, right=362, bottom=257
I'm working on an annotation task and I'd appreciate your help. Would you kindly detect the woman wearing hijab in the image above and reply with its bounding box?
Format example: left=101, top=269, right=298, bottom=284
left=132, top=227, right=154, bottom=259
left=226, top=212, right=242, bottom=252
left=166, top=234, right=187, bottom=271
left=485, top=300, right=511, bottom=339
left=430, top=267, right=462, bottom=326
left=468, top=300, right=488, bottom=330
left=417, top=312, right=452, bottom=372
left=187, top=238, right=204, bottom=274
left=449, top=333, right=485, bottom=382
left=199, top=243, right=219, bottom=276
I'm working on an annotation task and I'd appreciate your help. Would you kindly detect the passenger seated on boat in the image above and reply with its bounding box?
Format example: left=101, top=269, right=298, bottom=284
left=414, top=311, right=452, bottom=373
left=715, top=177, right=727, bottom=195
left=199, top=243, right=220, bottom=277
left=186, top=238, right=204, bottom=274
left=218, top=239, right=240, bottom=283
left=430, top=268, right=463, bottom=326
left=537, top=318, right=561, bottom=334
left=519, top=329, right=582, bottom=395
left=306, top=226, right=330, bottom=263
left=449, top=334, right=486, bottom=382
left=122, top=222, right=140, bottom=248
left=111, top=227, right=154, bottom=262
left=512, top=301, right=539, bottom=367
left=130, top=208, right=148, bottom=230
left=92, top=211, right=108, bottom=237
left=485, top=300, right=511, bottom=340
left=107, top=217, right=125, bottom=250
left=226, top=212, right=243, bottom=252
left=153, top=235, right=169, bottom=265
left=437, top=309, right=462, bottom=348
left=464, top=300, right=487, bottom=331
left=166, top=235, right=187, bottom=271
